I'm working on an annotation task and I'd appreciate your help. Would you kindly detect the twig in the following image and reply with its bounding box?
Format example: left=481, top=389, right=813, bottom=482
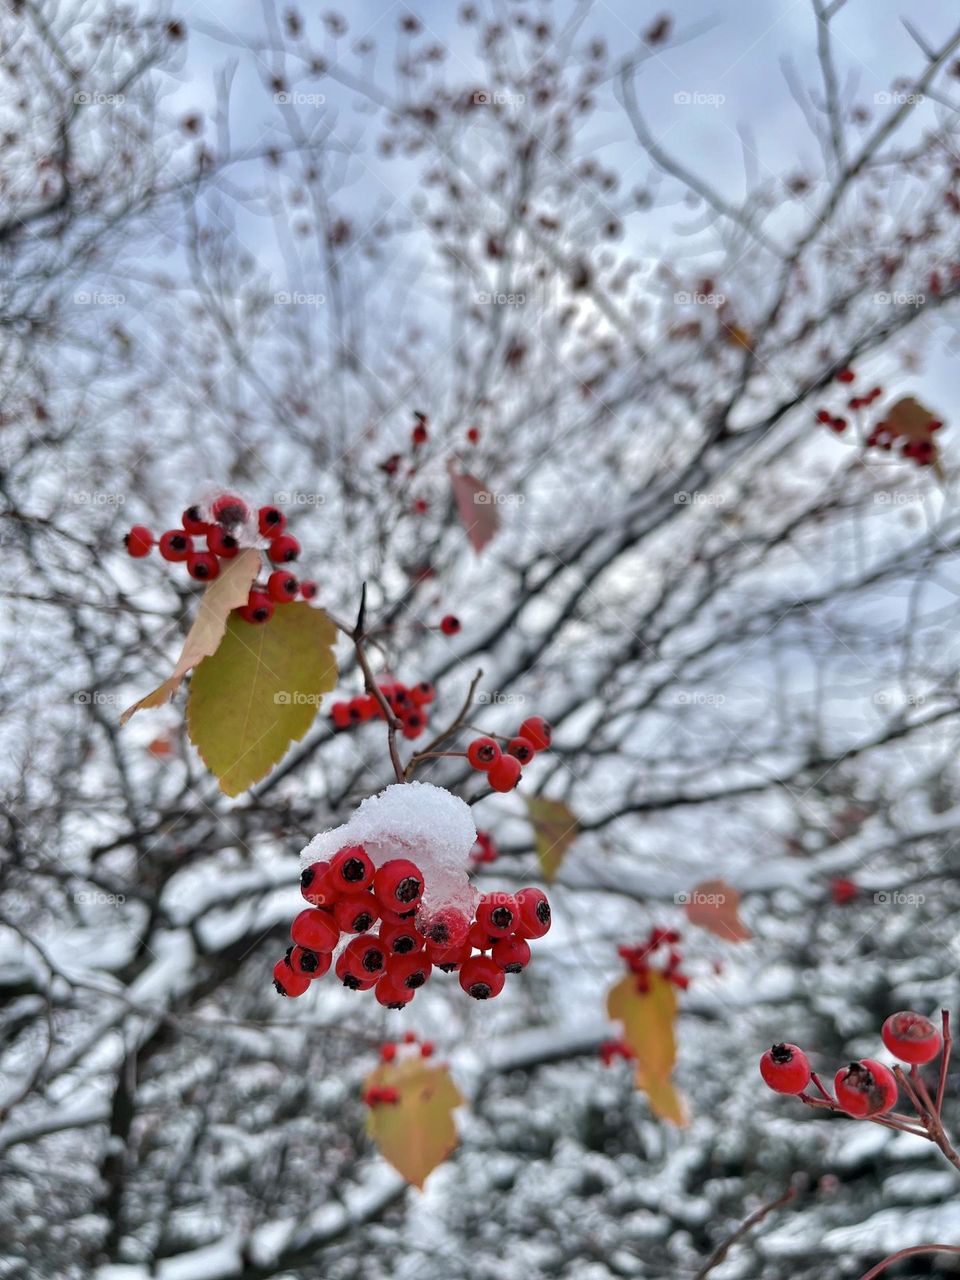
left=405, top=669, right=484, bottom=779
left=692, top=1180, right=800, bottom=1280
left=857, top=1244, right=960, bottom=1280
left=335, top=583, right=405, bottom=784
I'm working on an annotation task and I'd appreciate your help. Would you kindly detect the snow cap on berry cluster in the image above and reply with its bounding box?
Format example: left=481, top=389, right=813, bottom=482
left=299, top=781, right=479, bottom=917
left=194, top=483, right=262, bottom=548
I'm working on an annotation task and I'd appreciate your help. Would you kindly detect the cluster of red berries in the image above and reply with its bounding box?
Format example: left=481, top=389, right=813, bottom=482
left=123, top=494, right=318, bottom=623
left=760, top=1010, right=943, bottom=1117
left=814, top=371, right=883, bottom=435
left=619, top=926, right=690, bottom=993
left=272, top=843, right=551, bottom=1007
left=470, top=830, right=498, bottom=865
left=380, top=1031, right=434, bottom=1062
left=466, top=715, right=552, bottom=793
left=866, top=417, right=941, bottom=466
left=330, top=680, right=435, bottom=740
left=377, top=411, right=480, bottom=508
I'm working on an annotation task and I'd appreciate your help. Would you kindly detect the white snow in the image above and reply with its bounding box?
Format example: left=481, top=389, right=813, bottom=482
left=299, top=781, right=478, bottom=917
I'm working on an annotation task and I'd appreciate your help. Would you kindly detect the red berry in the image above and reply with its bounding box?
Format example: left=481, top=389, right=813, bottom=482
left=386, top=952, right=433, bottom=990
left=412, top=421, right=428, bottom=446
left=211, top=493, right=248, bottom=525
left=881, top=1011, right=941, bottom=1065
left=240, top=590, right=273, bottom=624
left=834, top=1059, right=898, bottom=1117
left=836, top=367, right=856, bottom=383
left=467, top=737, right=501, bottom=770
left=334, top=893, right=379, bottom=934
left=181, top=506, right=209, bottom=535
left=487, top=754, right=522, bottom=792
left=402, top=711, right=426, bottom=740
left=380, top=1042, right=397, bottom=1062
left=467, top=426, right=479, bottom=443
left=507, top=736, right=536, bottom=765
left=207, top=525, right=240, bottom=558
left=492, top=935, right=531, bottom=973
left=815, top=409, right=832, bottom=424
left=124, top=525, right=154, bottom=557
left=290, top=907, right=340, bottom=953
left=410, top=681, right=435, bottom=705
left=379, top=904, right=418, bottom=925
left=421, top=1040, right=435, bottom=1057
left=329, top=844, right=375, bottom=891
left=300, top=580, right=318, bottom=600
left=439, top=614, right=460, bottom=635
left=330, top=701, right=352, bottom=730
left=518, top=716, right=551, bottom=751
left=476, top=892, right=519, bottom=938
left=373, top=859, right=424, bottom=911
left=402, top=1031, right=417, bottom=1044
left=417, top=906, right=470, bottom=949
left=273, top=958, right=311, bottom=997
left=158, top=530, right=193, bottom=562
left=412, top=498, right=428, bottom=515
left=300, top=860, right=341, bottom=906
left=288, top=945, right=331, bottom=979
left=467, top=921, right=495, bottom=951
left=347, top=695, right=376, bottom=723
left=375, top=973, right=415, bottom=1008
left=268, top=534, right=301, bottom=563
left=514, top=887, right=551, bottom=939
left=427, top=939, right=472, bottom=971
left=258, top=505, right=287, bottom=537
left=379, top=920, right=424, bottom=955
left=187, top=552, right=220, bottom=581
left=759, top=1043, right=811, bottom=1094
left=266, top=569, right=299, bottom=603
left=336, top=936, right=387, bottom=988
left=830, top=877, right=858, bottom=905
left=459, top=954, right=505, bottom=1000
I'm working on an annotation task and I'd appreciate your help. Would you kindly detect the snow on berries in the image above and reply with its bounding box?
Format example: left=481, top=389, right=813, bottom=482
left=123, top=487, right=319, bottom=616
left=273, top=781, right=551, bottom=1006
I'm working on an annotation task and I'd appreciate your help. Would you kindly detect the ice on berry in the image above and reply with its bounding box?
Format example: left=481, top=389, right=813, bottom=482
left=193, top=483, right=262, bottom=548
left=300, top=781, right=479, bottom=918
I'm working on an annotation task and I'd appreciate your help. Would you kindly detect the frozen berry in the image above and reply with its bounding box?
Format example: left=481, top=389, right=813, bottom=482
left=187, top=552, right=220, bottom=581
left=416, top=906, right=470, bottom=949
left=374, top=859, right=424, bottom=910
left=159, top=530, right=193, bottom=562
left=289, top=945, right=331, bottom=979
left=290, top=907, right=340, bottom=954
left=300, top=580, right=318, bottom=600
left=124, top=525, right=154, bottom=557
left=273, top=958, right=311, bottom=997
left=334, top=893, right=379, bottom=934
left=459, top=954, right=505, bottom=1000
left=834, top=1059, right=898, bottom=1117
left=507, top=736, right=536, bottom=764
left=379, top=920, right=424, bottom=955
left=258, top=505, right=287, bottom=537
left=329, top=844, right=375, bottom=891
left=207, top=526, right=240, bottom=558
left=476, top=892, right=519, bottom=938
left=759, top=1043, right=811, bottom=1094
left=336, top=936, right=386, bottom=988
left=514, top=887, right=551, bottom=939
left=375, top=973, right=415, bottom=1008
left=881, top=1011, right=941, bottom=1065
left=492, top=935, right=531, bottom=973
left=267, top=570, right=299, bottom=603
left=518, top=716, right=551, bottom=751
left=387, top=952, right=433, bottom=990
left=467, top=737, right=501, bottom=770
left=439, top=614, right=460, bottom=635
left=240, top=590, right=273, bottom=624
left=181, top=506, right=209, bottom=535
left=211, top=493, right=248, bottom=525
left=300, top=860, right=341, bottom=906
left=487, top=754, right=522, bottom=791
left=268, top=534, right=301, bottom=563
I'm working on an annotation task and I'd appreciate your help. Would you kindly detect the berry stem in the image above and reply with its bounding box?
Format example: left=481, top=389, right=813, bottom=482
left=341, top=584, right=405, bottom=785
left=692, top=1180, right=799, bottom=1280
left=936, top=1009, right=951, bottom=1117
left=856, top=1244, right=960, bottom=1280
left=894, top=1064, right=960, bottom=1173
left=404, top=668, right=484, bottom=779
left=809, top=1071, right=834, bottom=1102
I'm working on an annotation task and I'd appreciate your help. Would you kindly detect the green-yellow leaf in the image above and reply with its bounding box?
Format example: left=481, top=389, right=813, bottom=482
left=525, top=794, right=579, bottom=881
left=365, top=1058, right=463, bottom=1188
left=607, top=971, right=688, bottom=1125
left=121, top=550, right=261, bottom=724
left=186, top=602, right=338, bottom=796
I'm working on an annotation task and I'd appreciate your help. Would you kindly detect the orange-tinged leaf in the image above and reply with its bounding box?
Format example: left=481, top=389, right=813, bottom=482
left=607, top=971, right=687, bottom=1125
left=684, top=878, right=752, bottom=942
left=525, top=795, right=579, bottom=881
left=186, top=602, right=338, bottom=796
left=364, top=1057, right=463, bottom=1188
left=121, top=550, right=260, bottom=723
left=448, top=465, right=500, bottom=553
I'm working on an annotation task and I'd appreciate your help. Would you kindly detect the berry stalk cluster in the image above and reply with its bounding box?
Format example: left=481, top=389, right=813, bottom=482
left=619, top=926, right=690, bottom=993
left=273, top=842, right=551, bottom=1007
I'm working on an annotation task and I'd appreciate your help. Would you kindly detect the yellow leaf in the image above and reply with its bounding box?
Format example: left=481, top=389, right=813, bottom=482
left=186, top=603, right=338, bottom=796
left=121, top=550, right=261, bottom=723
left=684, top=878, right=752, bottom=942
left=607, top=971, right=688, bottom=1125
left=525, top=795, right=579, bottom=881
left=364, top=1058, right=463, bottom=1188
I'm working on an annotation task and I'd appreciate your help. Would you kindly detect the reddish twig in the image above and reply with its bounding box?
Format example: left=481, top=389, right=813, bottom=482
left=857, top=1244, right=960, bottom=1280
left=692, top=1180, right=800, bottom=1280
